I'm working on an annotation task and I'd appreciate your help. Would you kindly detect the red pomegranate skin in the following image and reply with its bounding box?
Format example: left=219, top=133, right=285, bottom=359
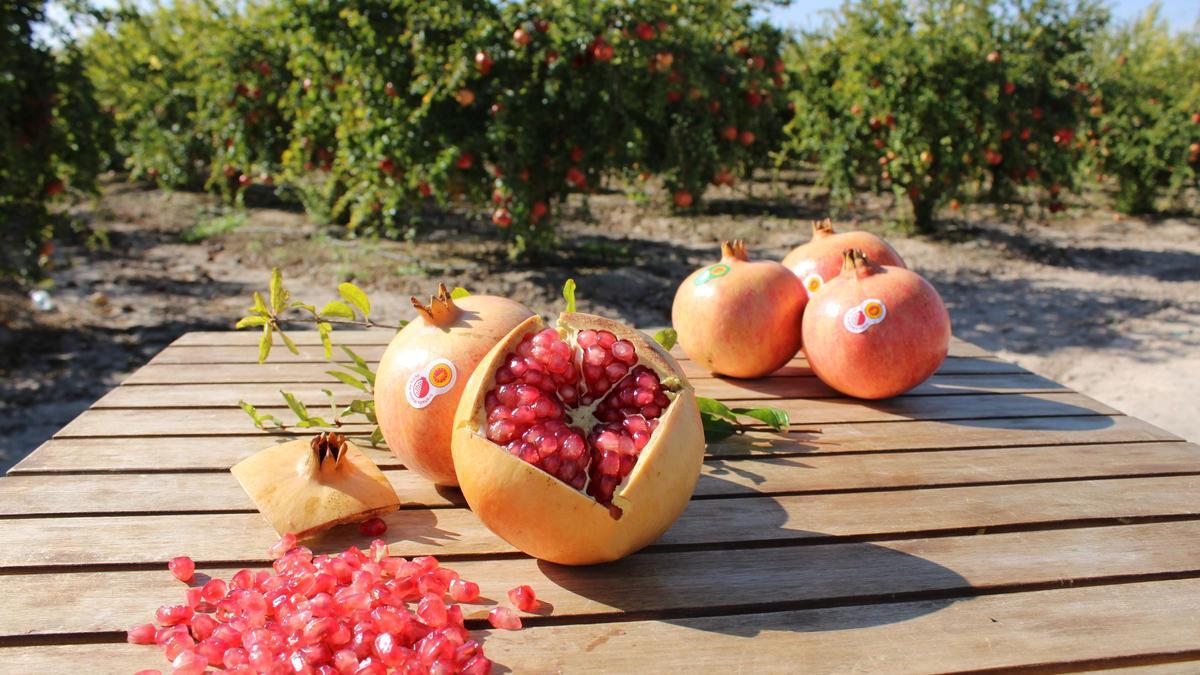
left=783, top=219, right=906, bottom=297
left=672, top=240, right=806, bottom=378
left=802, top=250, right=949, bottom=399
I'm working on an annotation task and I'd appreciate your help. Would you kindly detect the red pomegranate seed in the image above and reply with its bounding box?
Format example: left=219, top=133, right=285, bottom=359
left=127, top=623, right=156, bottom=645
left=462, top=655, right=494, bottom=675
left=171, top=648, right=206, bottom=674
left=167, top=556, right=195, bottom=583
left=133, top=670, right=161, bottom=675
left=487, top=606, right=522, bottom=630
left=507, top=585, right=538, bottom=612
left=155, top=603, right=193, bottom=626
left=189, top=613, right=218, bottom=640
left=448, top=578, right=480, bottom=602
left=269, top=532, right=298, bottom=559
left=358, top=517, right=387, bottom=537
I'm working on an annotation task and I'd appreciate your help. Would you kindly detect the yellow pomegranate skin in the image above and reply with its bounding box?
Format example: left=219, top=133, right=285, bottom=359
left=374, top=286, right=534, bottom=486
left=672, top=240, right=807, bottom=378
left=452, top=313, right=705, bottom=565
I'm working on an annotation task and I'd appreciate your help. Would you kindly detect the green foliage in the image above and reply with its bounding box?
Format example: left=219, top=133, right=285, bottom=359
left=1, top=1, right=110, bottom=280
left=1083, top=7, right=1200, bottom=213
left=696, top=396, right=790, bottom=441
left=181, top=210, right=246, bottom=243
left=784, top=0, right=1107, bottom=230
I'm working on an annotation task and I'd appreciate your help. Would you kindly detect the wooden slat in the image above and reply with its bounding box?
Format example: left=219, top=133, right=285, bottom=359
left=7, top=579, right=1200, bottom=672
left=92, top=372, right=1065, bottom=409
left=3, top=442, right=1199, bottom=516
left=122, top=355, right=1027, bottom=385
left=2, top=475, right=1198, bottom=568
left=51, top=392, right=1119, bottom=438
left=1, top=522, right=1197, bottom=639
left=14, top=415, right=1176, bottom=474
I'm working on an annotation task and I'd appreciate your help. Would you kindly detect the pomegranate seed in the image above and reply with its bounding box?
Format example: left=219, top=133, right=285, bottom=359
left=269, top=533, right=298, bottom=559
left=487, top=607, right=522, bottom=630
left=358, top=517, right=387, bottom=537
left=155, top=604, right=194, bottom=626
left=448, top=578, right=480, bottom=602
left=127, top=623, right=156, bottom=645
left=133, top=670, right=161, bottom=675
left=171, top=649, right=207, bottom=675
left=508, top=585, right=538, bottom=612
left=167, top=556, right=195, bottom=583
left=462, top=655, right=493, bottom=674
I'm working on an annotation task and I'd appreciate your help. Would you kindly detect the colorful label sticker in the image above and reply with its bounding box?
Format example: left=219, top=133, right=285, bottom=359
left=693, top=263, right=731, bottom=286
left=843, top=298, right=887, bottom=334
left=802, top=273, right=824, bottom=297
left=406, top=358, right=458, bottom=409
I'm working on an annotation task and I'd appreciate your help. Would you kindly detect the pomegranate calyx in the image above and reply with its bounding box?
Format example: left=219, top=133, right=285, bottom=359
left=719, top=240, right=749, bottom=261
left=311, top=431, right=348, bottom=468
left=844, top=248, right=883, bottom=278
left=409, top=282, right=461, bottom=327
left=812, top=218, right=835, bottom=239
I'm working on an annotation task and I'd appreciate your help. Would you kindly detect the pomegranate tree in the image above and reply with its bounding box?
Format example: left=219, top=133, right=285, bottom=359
left=803, top=249, right=949, bottom=399
left=452, top=313, right=704, bottom=565
left=671, top=240, right=806, bottom=378
left=375, top=285, right=534, bottom=486
left=782, top=219, right=906, bottom=298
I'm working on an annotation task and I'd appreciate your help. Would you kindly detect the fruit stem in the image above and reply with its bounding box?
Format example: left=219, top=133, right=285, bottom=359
left=719, top=240, right=749, bottom=261
left=812, top=218, right=834, bottom=239
left=410, top=283, right=461, bottom=327
left=845, top=248, right=881, bottom=279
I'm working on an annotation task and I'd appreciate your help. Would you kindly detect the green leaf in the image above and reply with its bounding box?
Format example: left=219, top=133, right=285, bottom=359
left=369, top=426, right=385, bottom=446
left=338, top=282, right=371, bottom=319
left=296, top=416, right=331, bottom=428
left=562, top=278, right=576, bottom=313
left=239, top=400, right=281, bottom=429
left=696, top=396, right=737, bottom=422
left=701, top=416, right=738, bottom=442
left=280, top=390, right=310, bottom=422
left=250, top=291, right=268, bottom=315
left=450, top=287, right=470, bottom=299
left=290, top=302, right=317, bottom=314
left=258, top=325, right=273, bottom=364
left=236, top=315, right=267, bottom=329
left=320, top=300, right=355, bottom=320
left=279, top=330, right=300, bottom=355
left=339, top=347, right=376, bottom=386
left=317, top=322, right=333, bottom=360
left=326, top=369, right=369, bottom=391
left=397, top=319, right=409, bottom=331
left=269, top=268, right=287, bottom=313
left=731, top=406, right=791, bottom=431
left=653, top=327, right=678, bottom=350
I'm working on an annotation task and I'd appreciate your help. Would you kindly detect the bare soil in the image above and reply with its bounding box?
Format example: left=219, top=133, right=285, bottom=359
left=2, top=176, right=1197, bottom=473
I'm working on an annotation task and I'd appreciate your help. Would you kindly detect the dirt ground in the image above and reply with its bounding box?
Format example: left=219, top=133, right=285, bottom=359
left=2, top=176, right=1197, bottom=473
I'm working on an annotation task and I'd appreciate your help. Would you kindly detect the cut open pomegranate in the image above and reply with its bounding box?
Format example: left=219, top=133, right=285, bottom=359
left=453, top=312, right=705, bottom=565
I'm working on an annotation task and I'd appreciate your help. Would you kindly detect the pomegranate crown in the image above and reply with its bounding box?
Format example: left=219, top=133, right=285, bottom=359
left=311, top=431, right=348, bottom=467
left=812, top=218, right=835, bottom=239
left=719, top=240, right=749, bottom=261
left=841, top=248, right=882, bottom=277
left=410, top=283, right=460, bottom=327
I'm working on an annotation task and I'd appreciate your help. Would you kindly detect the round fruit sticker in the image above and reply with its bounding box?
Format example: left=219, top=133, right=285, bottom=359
left=406, top=358, right=458, bottom=409
left=802, top=273, right=824, bottom=297
left=694, top=263, right=731, bottom=286
left=843, top=298, right=887, bottom=334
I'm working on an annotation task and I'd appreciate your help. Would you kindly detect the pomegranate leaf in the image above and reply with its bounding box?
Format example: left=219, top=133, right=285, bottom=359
left=369, top=427, right=385, bottom=446
left=338, top=282, right=370, bottom=319
left=317, top=322, right=333, bottom=359
left=653, top=328, right=677, bottom=350
left=280, top=390, right=310, bottom=421
left=279, top=330, right=300, bottom=355
left=730, top=406, right=790, bottom=431
left=258, top=324, right=273, bottom=364
left=700, top=415, right=739, bottom=441
left=269, top=268, right=287, bottom=313
left=236, top=315, right=268, bottom=329
left=562, top=278, right=576, bottom=313
left=320, top=300, right=355, bottom=320
left=450, top=287, right=470, bottom=299
left=239, top=400, right=282, bottom=429
left=249, top=291, right=269, bottom=315
left=696, top=396, right=737, bottom=422
left=326, top=370, right=368, bottom=391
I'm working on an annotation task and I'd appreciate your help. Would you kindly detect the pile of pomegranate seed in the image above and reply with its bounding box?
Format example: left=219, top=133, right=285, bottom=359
left=129, top=537, right=540, bottom=674
left=484, top=328, right=671, bottom=511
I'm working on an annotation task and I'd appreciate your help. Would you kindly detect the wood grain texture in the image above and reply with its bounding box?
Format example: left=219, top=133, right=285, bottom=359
left=2, top=522, right=1197, bottom=638
left=13, top=414, right=1176, bottom=474
left=2, top=475, right=1198, bottom=568
left=3, top=442, right=1198, bottom=516
left=5, top=579, right=1200, bottom=672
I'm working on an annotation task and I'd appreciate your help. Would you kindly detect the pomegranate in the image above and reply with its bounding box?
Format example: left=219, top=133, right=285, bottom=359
left=803, top=249, right=949, bottom=399
left=671, top=240, right=806, bottom=378
left=782, top=219, right=906, bottom=299
left=452, top=312, right=704, bottom=565
left=375, top=284, right=534, bottom=486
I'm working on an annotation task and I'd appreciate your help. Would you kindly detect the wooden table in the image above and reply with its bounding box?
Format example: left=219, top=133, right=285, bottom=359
left=2, top=330, right=1199, bottom=672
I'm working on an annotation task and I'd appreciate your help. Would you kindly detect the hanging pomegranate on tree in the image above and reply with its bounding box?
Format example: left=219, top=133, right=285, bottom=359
left=672, top=240, right=807, bottom=378
left=802, top=249, right=949, bottom=399
left=782, top=219, right=906, bottom=298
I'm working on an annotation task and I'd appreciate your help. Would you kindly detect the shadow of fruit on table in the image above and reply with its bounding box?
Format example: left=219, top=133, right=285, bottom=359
left=537, top=474, right=969, bottom=638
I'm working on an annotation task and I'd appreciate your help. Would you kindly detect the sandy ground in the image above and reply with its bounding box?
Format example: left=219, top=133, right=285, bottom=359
left=1, top=177, right=1197, bottom=473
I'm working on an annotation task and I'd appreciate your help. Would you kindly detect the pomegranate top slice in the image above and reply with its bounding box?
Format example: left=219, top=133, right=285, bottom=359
left=231, top=432, right=400, bottom=539
left=452, top=312, right=705, bottom=565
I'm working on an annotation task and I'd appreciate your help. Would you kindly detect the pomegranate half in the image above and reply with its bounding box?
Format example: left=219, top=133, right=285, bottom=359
left=672, top=240, right=807, bottom=378
left=375, top=284, right=534, bottom=486
left=803, top=249, right=950, bottom=399
left=783, top=219, right=906, bottom=297
left=452, top=312, right=705, bottom=565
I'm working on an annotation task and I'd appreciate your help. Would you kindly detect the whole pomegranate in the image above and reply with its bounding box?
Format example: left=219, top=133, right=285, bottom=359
left=452, top=313, right=704, bottom=565
left=782, top=219, right=906, bottom=298
left=803, top=249, right=949, bottom=399
left=375, top=284, right=534, bottom=486
left=672, top=240, right=806, bottom=378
